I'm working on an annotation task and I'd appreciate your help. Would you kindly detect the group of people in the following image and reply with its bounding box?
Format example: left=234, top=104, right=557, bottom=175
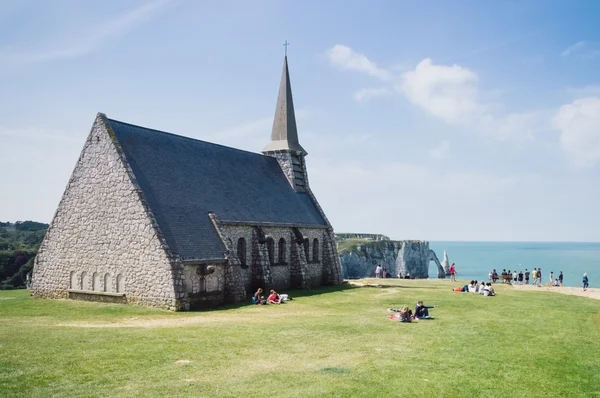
left=453, top=280, right=496, bottom=296
left=252, top=288, right=291, bottom=305
left=489, top=268, right=563, bottom=287
left=488, top=269, right=591, bottom=291
left=374, top=264, right=393, bottom=279
left=388, top=301, right=438, bottom=323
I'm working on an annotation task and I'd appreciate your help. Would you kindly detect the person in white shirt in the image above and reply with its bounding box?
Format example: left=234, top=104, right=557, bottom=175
left=375, top=264, right=382, bottom=278
left=468, top=281, right=476, bottom=293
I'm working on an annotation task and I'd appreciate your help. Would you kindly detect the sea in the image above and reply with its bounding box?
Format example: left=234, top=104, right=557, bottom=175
left=429, top=241, right=599, bottom=288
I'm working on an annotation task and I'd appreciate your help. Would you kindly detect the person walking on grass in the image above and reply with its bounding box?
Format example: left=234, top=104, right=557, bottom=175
left=450, top=263, right=456, bottom=282
left=559, top=271, right=563, bottom=287
left=583, top=273, right=589, bottom=291
left=525, top=269, right=530, bottom=285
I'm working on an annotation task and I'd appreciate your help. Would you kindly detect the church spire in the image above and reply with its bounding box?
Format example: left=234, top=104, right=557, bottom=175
left=262, top=55, right=307, bottom=155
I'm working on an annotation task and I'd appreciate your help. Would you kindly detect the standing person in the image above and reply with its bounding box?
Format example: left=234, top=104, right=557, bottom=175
left=531, top=268, right=537, bottom=285
left=583, top=273, right=589, bottom=291
left=549, top=271, right=554, bottom=286
left=488, top=270, right=493, bottom=282
left=382, top=266, right=387, bottom=279
left=518, top=270, right=523, bottom=285
left=537, top=268, right=542, bottom=287
left=450, top=263, right=456, bottom=282
left=559, top=271, right=563, bottom=287
left=513, top=270, right=517, bottom=285
left=375, top=264, right=382, bottom=278
left=524, top=269, right=530, bottom=285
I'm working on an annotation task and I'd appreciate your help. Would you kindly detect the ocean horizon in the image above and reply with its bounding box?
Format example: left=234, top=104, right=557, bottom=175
left=429, top=241, right=599, bottom=288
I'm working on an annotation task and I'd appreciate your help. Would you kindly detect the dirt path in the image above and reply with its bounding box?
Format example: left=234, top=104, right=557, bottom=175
left=512, top=284, right=600, bottom=301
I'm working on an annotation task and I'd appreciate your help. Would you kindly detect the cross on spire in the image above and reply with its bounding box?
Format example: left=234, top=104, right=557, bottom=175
left=283, top=40, right=290, bottom=56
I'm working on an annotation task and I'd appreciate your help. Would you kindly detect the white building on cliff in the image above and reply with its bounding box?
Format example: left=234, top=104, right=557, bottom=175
left=31, top=57, right=343, bottom=311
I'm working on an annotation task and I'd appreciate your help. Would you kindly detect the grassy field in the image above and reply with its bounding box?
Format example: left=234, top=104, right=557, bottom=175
left=1, top=279, right=599, bottom=397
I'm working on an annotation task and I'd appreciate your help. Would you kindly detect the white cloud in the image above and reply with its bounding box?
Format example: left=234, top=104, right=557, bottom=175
left=553, top=97, right=600, bottom=167
left=429, top=141, right=450, bottom=160
left=561, top=41, right=600, bottom=59
left=327, top=45, right=391, bottom=81
left=327, top=45, right=542, bottom=141
left=353, top=87, right=393, bottom=102
left=1, top=0, right=171, bottom=65
left=400, top=58, right=484, bottom=125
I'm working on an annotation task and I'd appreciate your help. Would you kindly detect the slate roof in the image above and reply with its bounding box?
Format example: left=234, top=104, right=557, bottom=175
left=107, top=118, right=326, bottom=261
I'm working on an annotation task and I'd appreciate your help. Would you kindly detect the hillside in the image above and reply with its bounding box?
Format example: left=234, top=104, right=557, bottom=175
left=0, top=221, right=48, bottom=289
left=1, top=279, right=599, bottom=397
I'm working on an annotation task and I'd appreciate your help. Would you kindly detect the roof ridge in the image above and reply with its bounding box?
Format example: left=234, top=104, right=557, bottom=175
left=107, top=118, right=270, bottom=160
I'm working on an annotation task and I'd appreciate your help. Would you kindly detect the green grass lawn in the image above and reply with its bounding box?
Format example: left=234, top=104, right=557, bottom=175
left=1, top=279, right=599, bottom=397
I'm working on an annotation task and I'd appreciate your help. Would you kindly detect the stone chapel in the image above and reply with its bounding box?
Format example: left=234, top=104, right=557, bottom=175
left=31, top=56, right=343, bottom=311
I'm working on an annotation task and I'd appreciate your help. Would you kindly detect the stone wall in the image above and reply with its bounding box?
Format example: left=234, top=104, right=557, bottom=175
left=221, top=224, right=329, bottom=293
left=31, top=115, right=186, bottom=311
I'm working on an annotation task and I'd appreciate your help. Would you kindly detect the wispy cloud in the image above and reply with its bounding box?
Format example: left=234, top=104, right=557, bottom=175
left=353, top=87, right=393, bottom=102
left=1, top=0, right=171, bottom=66
left=553, top=97, right=600, bottom=167
left=327, top=45, right=391, bottom=81
left=561, top=41, right=600, bottom=59
left=327, top=45, right=541, bottom=140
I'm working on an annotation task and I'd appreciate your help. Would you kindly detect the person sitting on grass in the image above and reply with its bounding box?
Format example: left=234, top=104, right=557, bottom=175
left=485, top=283, right=496, bottom=296
left=468, top=280, right=476, bottom=293
left=414, top=301, right=437, bottom=319
left=267, top=290, right=282, bottom=304
left=252, top=288, right=267, bottom=305
left=479, top=282, right=490, bottom=295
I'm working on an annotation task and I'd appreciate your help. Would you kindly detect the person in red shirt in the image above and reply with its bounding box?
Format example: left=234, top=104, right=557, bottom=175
left=450, top=263, right=456, bottom=282
left=267, top=290, right=282, bottom=304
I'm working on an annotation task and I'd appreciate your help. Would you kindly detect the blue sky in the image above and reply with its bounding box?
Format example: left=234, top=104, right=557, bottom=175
left=2, top=0, right=600, bottom=241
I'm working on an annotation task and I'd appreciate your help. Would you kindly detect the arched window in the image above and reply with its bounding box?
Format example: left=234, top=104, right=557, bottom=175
left=303, top=238, right=310, bottom=260
left=70, top=271, right=76, bottom=289
left=92, top=272, right=100, bottom=291
left=116, top=274, right=125, bottom=293
left=266, top=237, right=275, bottom=265
left=104, top=273, right=112, bottom=292
left=81, top=272, right=88, bottom=291
left=312, top=238, right=319, bottom=263
left=278, top=238, right=286, bottom=264
left=237, top=238, right=247, bottom=266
